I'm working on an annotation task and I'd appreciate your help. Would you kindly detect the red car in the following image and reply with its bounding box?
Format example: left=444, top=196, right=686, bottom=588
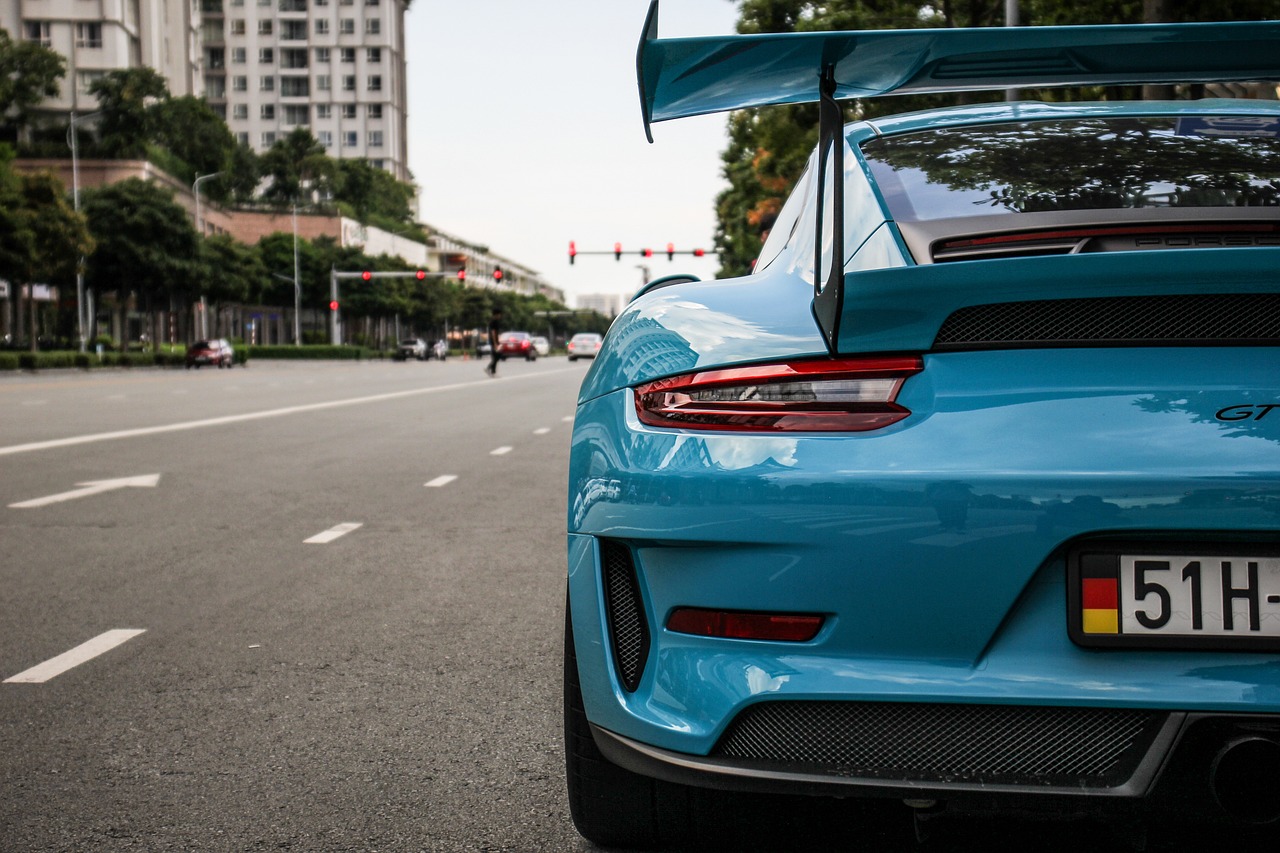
left=185, top=338, right=235, bottom=369
left=497, top=331, right=538, bottom=361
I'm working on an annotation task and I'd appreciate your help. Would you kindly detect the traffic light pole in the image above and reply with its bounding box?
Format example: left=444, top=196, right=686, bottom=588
left=567, top=241, right=717, bottom=264
left=328, top=269, right=468, bottom=345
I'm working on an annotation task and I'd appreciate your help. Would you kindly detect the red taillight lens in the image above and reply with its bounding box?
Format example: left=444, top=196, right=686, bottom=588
left=635, top=357, right=922, bottom=432
left=667, top=608, right=824, bottom=642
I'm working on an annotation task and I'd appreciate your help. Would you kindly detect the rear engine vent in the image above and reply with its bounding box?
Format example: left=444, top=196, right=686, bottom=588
left=600, top=540, right=649, bottom=692
left=714, top=701, right=1166, bottom=787
left=932, top=224, right=1280, bottom=263
left=935, top=293, right=1280, bottom=349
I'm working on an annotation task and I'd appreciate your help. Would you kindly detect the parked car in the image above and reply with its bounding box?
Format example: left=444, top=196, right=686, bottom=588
left=564, top=10, right=1280, bottom=849
left=531, top=336, right=550, bottom=357
left=566, top=333, right=601, bottom=361
left=498, top=331, right=537, bottom=361
left=184, top=338, right=234, bottom=369
left=395, top=338, right=427, bottom=361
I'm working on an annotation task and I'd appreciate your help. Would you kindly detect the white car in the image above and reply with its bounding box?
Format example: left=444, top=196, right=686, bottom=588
left=532, top=336, right=550, bottom=357
left=567, top=333, right=602, bottom=361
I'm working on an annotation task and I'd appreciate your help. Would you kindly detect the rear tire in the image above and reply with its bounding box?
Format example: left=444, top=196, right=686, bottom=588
left=564, top=605, right=699, bottom=849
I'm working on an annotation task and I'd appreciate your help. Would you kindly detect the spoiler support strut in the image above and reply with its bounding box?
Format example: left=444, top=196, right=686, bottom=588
left=813, top=65, right=845, bottom=353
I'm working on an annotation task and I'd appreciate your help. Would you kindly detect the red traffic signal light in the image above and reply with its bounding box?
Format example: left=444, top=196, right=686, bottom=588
left=614, top=242, right=622, bottom=261
left=329, top=300, right=339, bottom=311
left=493, top=266, right=503, bottom=282
left=457, top=269, right=467, bottom=281
left=666, top=242, right=675, bottom=261
left=361, top=270, right=372, bottom=281
left=416, top=270, right=426, bottom=280
left=569, top=241, right=577, bottom=265
left=641, top=248, right=653, bottom=258
left=693, top=248, right=706, bottom=257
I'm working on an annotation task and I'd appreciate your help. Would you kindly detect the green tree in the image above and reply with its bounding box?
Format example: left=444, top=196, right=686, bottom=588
left=153, top=96, right=238, bottom=193
left=225, top=141, right=261, bottom=205
left=81, top=178, right=199, bottom=343
left=0, top=28, right=66, bottom=142
left=333, top=158, right=415, bottom=223
left=0, top=155, right=93, bottom=350
left=260, top=128, right=334, bottom=206
left=89, top=68, right=170, bottom=159
left=198, top=234, right=266, bottom=307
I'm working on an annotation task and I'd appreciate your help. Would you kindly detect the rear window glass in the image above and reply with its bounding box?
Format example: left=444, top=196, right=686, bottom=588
left=862, top=116, right=1280, bottom=222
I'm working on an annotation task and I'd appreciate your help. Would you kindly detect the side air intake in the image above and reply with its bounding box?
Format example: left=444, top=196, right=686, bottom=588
left=600, top=540, right=649, bottom=692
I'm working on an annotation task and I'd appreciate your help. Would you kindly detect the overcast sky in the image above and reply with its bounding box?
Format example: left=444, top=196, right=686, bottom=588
left=404, top=0, right=740, bottom=306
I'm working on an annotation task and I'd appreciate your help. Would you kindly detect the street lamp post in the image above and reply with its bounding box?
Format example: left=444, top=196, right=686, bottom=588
left=192, top=172, right=222, bottom=339
left=67, top=110, right=101, bottom=353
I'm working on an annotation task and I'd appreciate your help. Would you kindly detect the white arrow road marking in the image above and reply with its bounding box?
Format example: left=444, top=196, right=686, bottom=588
left=9, top=474, right=161, bottom=509
left=490, top=446, right=513, bottom=456
left=425, top=475, right=458, bottom=488
left=4, top=629, right=146, bottom=684
left=305, top=522, right=363, bottom=544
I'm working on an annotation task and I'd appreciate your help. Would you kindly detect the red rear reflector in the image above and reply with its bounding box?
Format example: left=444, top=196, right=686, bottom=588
left=667, top=608, right=824, bottom=642
left=635, top=357, right=922, bottom=432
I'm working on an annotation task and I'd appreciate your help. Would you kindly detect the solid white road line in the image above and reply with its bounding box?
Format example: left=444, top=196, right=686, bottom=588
left=425, top=475, right=458, bottom=488
left=490, top=446, right=513, bottom=456
left=0, top=367, right=581, bottom=457
left=304, top=522, right=363, bottom=544
left=4, top=629, right=146, bottom=684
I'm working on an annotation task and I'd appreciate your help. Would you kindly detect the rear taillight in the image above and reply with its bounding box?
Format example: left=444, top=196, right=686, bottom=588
left=667, top=608, right=824, bottom=642
left=634, top=356, right=922, bottom=432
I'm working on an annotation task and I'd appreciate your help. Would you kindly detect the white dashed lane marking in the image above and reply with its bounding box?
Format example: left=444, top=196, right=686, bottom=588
left=490, top=446, right=513, bottom=456
left=304, top=522, right=363, bottom=544
left=533, top=427, right=551, bottom=435
left=425, top=475, right=457, bottom=488
left=4, top=629, right=146, bottom=684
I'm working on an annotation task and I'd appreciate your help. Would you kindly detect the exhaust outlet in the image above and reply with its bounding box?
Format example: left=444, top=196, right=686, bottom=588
left=1210, top=737, right=1280, bottom=825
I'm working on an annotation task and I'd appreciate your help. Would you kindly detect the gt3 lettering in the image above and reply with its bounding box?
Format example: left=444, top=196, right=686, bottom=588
left=1216, top=404, right=1279, bottom=421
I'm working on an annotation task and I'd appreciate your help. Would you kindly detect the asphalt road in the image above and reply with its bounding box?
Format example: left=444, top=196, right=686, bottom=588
left=1, top=357, right=590, bottom=851
left=2, top=359, right=1272, bottom=853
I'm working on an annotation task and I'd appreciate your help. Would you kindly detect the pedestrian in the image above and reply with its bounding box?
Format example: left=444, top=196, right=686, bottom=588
left=485, top=307, right=502, bottom=377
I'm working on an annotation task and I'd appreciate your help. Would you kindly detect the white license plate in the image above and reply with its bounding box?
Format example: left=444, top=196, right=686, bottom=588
left=1121, top=555, right=1280, bottom=637
left=1073, top=546, right=1280, bottom=649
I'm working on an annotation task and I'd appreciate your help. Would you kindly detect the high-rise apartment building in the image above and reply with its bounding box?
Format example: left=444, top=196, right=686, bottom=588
left=0, top=0, right=202, bottom=113
left=200, top=0, right=409, bottom=181
left=2, top=0, right=409, bottom=181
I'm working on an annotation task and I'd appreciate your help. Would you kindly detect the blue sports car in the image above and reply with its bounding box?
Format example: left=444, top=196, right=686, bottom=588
left=566, top=3, right=1280, bottom=847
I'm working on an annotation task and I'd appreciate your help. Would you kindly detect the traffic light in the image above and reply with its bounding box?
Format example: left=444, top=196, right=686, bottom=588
left=666, top=242, right=675, bottom=261
left=416, top=270, right=426, bottom=280
left=361, top=270, right=372, bottom=281
left=614, top=242, right=622, bottom=261
left=641, top=248, right=653, bottom=258
left=329, top=300, right=339, bottom=311
left=693, top=248, right=706, bottom=257
left=493, top=266, right=503, bottom=282
left=457, top=269, right=467, bottom=281
left=569, top=241, right=577, bottom=265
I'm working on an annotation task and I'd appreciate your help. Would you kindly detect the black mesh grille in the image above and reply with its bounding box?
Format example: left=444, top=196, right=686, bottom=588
left=934, top=293, right=1280, bottom=349
left=600, top=540, right=649, bottom=692
left=714, top=701, right=1165, bottom=787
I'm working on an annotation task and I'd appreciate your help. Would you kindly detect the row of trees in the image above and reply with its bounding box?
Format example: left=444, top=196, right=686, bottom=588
left=713, top=0, right=1280, bottom=277
left=1, top=29, right=603, bottom=351
left=2, top=157, right=601, bottom=350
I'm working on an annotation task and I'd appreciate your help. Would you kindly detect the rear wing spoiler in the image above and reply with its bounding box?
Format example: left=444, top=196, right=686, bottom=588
left=636, top=1, right=1280, bottom=351
left=637, top=3, right=1280, bottom=137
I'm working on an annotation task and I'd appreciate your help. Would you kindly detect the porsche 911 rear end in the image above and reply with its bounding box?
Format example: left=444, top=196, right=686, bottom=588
left=565, top=5, right=1280, bottom=848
